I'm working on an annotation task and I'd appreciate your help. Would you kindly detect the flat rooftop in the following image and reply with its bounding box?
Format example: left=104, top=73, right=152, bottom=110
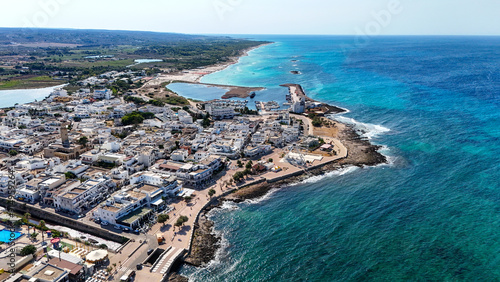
left=103, top=205, right=120, bottom=212
left=118, top=207, right=152, bottom=225
left=32, top=264, right=66, bottom=281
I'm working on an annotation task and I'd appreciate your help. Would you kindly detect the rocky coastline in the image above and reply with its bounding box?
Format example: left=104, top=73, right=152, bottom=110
left=178, top=119, right=388, bottom=275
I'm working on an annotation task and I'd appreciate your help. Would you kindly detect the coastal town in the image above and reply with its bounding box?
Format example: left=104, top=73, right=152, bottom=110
left=0, top=49, right=385, bottom=282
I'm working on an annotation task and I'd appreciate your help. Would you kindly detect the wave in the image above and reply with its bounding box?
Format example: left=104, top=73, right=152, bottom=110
left=377, top=145, right=396, bottom=166
left=328, top=114, right=390, bottom=140
left=243, top=188, right=280, bottom=205
left=296, top=166, right=360, bottom=185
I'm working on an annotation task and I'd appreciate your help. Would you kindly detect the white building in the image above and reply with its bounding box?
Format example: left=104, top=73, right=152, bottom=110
left=93, top=89, right=112, bottom=100
left=171, top=149, right=189, bottom=162
left=54, top=178, right=112, bottom=214
left=177, top=110, right=193, bottom=124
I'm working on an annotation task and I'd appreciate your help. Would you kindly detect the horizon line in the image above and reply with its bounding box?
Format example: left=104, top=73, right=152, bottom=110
left=1, top=26, right=499, bottom=37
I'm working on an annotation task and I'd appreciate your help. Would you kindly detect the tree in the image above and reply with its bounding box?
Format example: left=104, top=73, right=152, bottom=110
left=39, top=220, right=46, bottom=231
left=268, top=158, right=273, bottom=163
left=183, top=196, right=192, bottom=202
left=20, top=245, right=37, bottom=256
left=174, top=215, right=188, bottom=228
left=98, top=244, right=108, bottom=249
left=312, top=117, right=322, bottom=127
left=73, top=117, right=82, bottom=122
left=245, top=161, right=253, bottom=170
left=23, top=213, right=31, bottom=235
left=30, top=232, right=39, bottom=240
left=243, top=168, right=252, bottom=176
left=52, top=230, right=62, bottom=238
left=8, top=150, right=18, bottom=156
left=64, top=171, right=77, bottom=179
left=237, top=160, right=243, bottom=168
left=208, top=189, right=216, bottom=198
left=78, top=136, right=88, bottom=146
left=157, top=214, right=169, bottom=225
left=201, top=117, right=211, bottom=128
left=233, top=171, right=244, bottom=182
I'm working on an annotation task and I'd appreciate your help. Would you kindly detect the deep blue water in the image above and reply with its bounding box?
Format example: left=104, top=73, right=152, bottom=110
left=181, top=36, right=500, bottom=281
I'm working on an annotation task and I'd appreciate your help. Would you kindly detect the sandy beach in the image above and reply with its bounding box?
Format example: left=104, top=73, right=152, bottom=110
left=141, top=43, right=271, bottom=88
left=131, top=42, right=388, bottom=280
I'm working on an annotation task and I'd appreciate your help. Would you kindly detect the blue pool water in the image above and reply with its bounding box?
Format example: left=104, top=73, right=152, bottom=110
left=180, top=35, right=500, bottom=281
left=0, top=229, right=22, bottom=243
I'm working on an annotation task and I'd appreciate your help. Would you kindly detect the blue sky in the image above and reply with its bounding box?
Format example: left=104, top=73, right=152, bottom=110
left=1, top=0, right=499, bottom=35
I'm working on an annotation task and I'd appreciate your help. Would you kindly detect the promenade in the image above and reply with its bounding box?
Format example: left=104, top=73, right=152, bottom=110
left=128, top=134, right=348, bottom=280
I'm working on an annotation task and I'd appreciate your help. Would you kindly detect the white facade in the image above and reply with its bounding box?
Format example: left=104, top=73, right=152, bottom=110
left=93, top=89, right=112, bottom=100
left=171, top=149, right=189, bottom=162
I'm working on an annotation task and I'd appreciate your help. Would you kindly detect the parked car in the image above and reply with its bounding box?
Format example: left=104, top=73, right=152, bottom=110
left=114, top=225, right=121, bottom=230
left=101, top=221, right=109, bottom=226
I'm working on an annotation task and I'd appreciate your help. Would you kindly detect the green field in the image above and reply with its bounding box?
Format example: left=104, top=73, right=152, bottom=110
left=0, top=75, right=63, bottom=90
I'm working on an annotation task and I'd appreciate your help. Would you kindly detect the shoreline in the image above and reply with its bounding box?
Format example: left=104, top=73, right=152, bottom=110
left=141, top=42, right=273, bottom=89
left=181, top=121, right=387, bottom=271
left=163, top=42, right=389, bottom=279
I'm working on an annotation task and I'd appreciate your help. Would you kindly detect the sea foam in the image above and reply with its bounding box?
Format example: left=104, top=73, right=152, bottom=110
left=297, top=166, right=360, bottom=185
left=329, top=114, right=390, bottom=140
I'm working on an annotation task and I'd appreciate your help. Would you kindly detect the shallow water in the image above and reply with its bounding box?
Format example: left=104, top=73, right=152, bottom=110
left=180, top=35, right=500, bottom=281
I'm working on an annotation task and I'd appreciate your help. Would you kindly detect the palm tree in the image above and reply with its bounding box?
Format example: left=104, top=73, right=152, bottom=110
left=40, top=220, right=46, bottom=242
left=24, top=213, right=31, bottom=235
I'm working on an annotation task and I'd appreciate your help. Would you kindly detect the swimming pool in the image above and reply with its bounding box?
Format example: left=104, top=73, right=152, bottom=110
left=0, top=229, right=23, bottom=243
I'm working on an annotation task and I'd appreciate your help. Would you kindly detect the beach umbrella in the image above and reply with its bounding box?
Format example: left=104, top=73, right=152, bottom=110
left=86, top=249, right=108, bottom=263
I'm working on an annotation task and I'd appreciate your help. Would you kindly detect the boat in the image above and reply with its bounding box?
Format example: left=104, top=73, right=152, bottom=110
left=250, top=92, right=256, bottom=98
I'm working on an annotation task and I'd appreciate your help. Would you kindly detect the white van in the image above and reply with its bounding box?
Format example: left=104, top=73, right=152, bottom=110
left=120, top=269, right=135, bottom=281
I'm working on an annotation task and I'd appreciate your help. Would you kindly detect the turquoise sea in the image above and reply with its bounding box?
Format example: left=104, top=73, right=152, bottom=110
left=180, top=36, right=500, bottom=281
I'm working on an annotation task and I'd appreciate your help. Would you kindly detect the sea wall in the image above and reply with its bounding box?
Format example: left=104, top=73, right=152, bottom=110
left=0, top=198, right=129, bottom=244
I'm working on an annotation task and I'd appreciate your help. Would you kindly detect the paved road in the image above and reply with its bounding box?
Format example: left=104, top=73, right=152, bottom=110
left=291, top=113, right=313, bottom=136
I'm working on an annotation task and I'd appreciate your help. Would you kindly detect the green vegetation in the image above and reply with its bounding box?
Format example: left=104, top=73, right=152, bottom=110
left=124, top=96, right=147, bottom=105
left=0, top=28, right=268, bottom=90
left=174, top=215, right=189, bottom=228
left=30, top=232, right=39, bottom=240
left=308, top=113, right=323, bottom=127
left=163, top=95, right=189, bottom=106
left=78, top=136, right=88, bottom=146
left=8, top=150, right=18, bottom=156
left=245, top=161, right=253, bottom=169
left=201, top=116, right=211, bottom=128
left=208, top=189, right=216, bottom=198
left=121, top=111, right=155, bottom=125
left=236, top=107, right=259, bottom=115
left=64, top=171, right=77, bottom=179
left=0, top=75, right=61, bottom=90
left=51, top=230, right=62, bottom=238
left=157, top=214, right=169, bottom=225
left=20, top=245, right=37, bottom=256
left=233, top=171, right=245, bottom=182
left=149, top=99, right=165, bottom=107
